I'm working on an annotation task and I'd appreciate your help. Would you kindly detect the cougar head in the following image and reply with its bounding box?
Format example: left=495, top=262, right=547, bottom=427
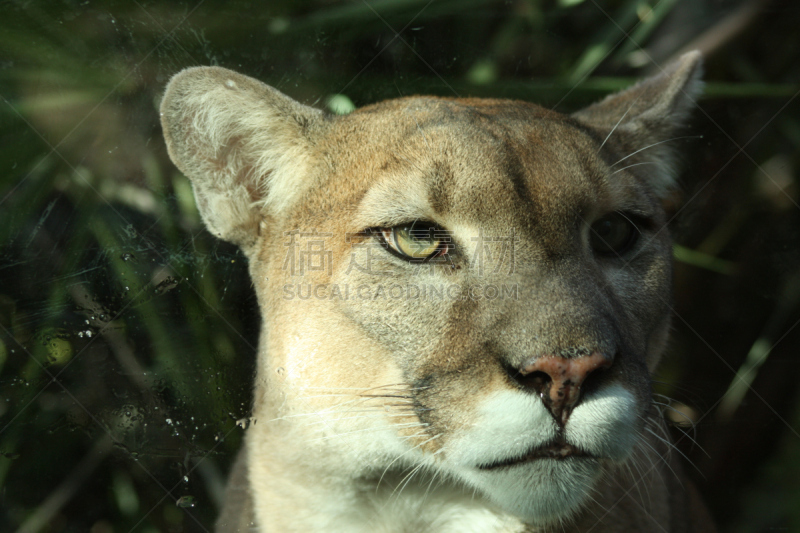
left=161, top=51, right=702, bottom=527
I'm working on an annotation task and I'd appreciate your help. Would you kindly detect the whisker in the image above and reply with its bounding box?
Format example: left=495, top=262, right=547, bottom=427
left=616, top=211, right=644, bottom=236
left=293, top=393, right=375, bottom=399
left=608, top=161, right=660, bottom=176
left=267, top=401, right=366, bottom=422
left=608, top=455, right=669, bottom=533
left=644, top=426, right=705, bottom=480
left=392, top=463, right=426, bottom=499
left=359, top=394, right=414, bottom=400
left=296, top=383, right=425, bottom=393
left=377, top=433, right=442, bottom=492
left=306, top=422, right=428, bottom=444
left=597, top=96, right=640, bottom=154
left=637, top=434, right=683, bottom=486
left=650, top=401, right=708, bottom=457
left=299, top=412, right=415, bottom=425
left=609, top=135, right=702, bottom=167
left=630, top=439, right=655, bottom=505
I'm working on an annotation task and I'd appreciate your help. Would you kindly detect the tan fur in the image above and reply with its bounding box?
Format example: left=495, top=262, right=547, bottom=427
left=161, top=51, right=716, bottom=532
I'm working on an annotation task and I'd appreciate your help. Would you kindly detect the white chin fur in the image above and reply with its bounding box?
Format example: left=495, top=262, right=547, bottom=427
left=440, top=383, right=640, bottom=525
left=456, top=456, right=600, bottom=526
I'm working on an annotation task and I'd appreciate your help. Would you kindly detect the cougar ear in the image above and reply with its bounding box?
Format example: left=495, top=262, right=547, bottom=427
left=160, top=67, right=325, bottom=250
left=572, top=51, right=703, bottom=197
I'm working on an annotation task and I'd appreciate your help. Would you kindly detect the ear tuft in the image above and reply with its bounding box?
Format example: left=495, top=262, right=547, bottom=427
left=160, top=67, right=325, bottom=250
left=572, top=51, right=704, bottom=197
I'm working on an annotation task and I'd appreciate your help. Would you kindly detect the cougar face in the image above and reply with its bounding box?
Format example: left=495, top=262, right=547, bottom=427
left=161, top=52, right=709, bottom=532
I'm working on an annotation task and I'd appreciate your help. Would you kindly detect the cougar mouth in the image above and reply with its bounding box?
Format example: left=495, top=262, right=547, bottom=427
left=477, top=441, right=594, bottom=470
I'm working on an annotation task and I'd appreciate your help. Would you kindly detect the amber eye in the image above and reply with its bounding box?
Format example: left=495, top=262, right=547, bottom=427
left=589, top=213, right=638, bottom=255
left=381, top=223, right=448, bottom=260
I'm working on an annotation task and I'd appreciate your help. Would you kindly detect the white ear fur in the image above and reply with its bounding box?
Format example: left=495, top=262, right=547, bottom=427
left=572, top=51, right=704, bottom=197
left=160, top=67, right=325, bottom=250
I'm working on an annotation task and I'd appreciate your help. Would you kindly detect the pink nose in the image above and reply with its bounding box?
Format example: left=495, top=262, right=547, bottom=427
left=517, top=352, right=613, bottom=424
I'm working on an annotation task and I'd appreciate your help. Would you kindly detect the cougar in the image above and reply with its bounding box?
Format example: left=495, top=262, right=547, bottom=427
left=160, top=51, right=716, bottom=532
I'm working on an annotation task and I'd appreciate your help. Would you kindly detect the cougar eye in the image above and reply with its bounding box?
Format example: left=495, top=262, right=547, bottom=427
left=589, top=213, right=638, bottom=255
left=380, top=222, right=448, bottom=260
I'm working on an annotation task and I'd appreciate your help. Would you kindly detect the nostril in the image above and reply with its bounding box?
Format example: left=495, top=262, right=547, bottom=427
left=513, top=370, right=551, bottom=394
left=511, top=351, right=614, bottom=424
left=581, top=363, right=608, bottom=395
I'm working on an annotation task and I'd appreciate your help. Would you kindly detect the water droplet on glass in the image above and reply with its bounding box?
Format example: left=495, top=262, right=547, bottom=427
left=176, top=495, right=196, bottom=508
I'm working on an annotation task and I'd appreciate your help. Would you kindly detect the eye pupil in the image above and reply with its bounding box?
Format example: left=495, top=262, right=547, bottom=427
left=595, top=220, right=613, bottom=238
left=590, top=213, right=637, bottom=255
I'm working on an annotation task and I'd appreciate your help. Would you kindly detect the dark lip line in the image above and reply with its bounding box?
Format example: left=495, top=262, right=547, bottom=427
left=477, top=441, right=595, bottom=470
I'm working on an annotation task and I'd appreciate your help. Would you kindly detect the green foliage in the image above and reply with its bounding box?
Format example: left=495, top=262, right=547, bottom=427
left=1, top=0, right=799, bottom=531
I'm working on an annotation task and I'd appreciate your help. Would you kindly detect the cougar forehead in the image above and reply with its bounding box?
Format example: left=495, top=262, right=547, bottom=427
left=298, top=97, right=661, bottom=242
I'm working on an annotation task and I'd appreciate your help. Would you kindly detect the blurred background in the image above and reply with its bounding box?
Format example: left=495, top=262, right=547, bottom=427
left=1, top=0, right=799, bottom=531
